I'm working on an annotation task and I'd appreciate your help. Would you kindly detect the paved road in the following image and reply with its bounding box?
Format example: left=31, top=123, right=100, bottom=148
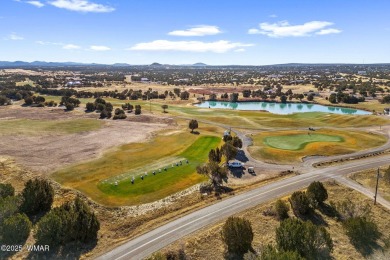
left=97, top=155, right=390, bottom=260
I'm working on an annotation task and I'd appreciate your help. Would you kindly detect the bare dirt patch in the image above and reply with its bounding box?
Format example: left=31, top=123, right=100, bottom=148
left=0, top=106, right=173, bottom=173
left=0, top=120, right=168, bottom=174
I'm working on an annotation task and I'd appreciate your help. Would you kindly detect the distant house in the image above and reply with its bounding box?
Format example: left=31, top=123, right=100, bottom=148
left=357, top=71, right=367, bottom=75
left=384, top=108, right=390, bottom=115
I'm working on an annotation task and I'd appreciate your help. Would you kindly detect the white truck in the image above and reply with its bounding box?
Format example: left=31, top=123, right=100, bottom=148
left=228, top=161, right=243, bottom=168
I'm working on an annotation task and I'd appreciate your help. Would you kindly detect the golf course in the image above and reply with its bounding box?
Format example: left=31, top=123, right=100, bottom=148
left=53, top=125, right=223, bottom=206
left=249, top=129, right=387, bottom=163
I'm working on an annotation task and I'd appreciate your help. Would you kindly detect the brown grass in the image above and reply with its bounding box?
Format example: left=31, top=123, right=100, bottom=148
left=162, top=182, right=390, bottom=260
left=249, top=129, right=387, bottom=163
left=349, top=167, right=390, bottom=201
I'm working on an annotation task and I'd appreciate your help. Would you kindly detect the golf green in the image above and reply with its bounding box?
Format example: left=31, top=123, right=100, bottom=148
left=264, top=134, right=344, bottom=150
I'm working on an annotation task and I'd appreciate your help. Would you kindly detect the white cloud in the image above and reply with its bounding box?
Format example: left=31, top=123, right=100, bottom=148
left=36, top=40, right=62, bottom=45
left=129, top=40, right=253, bottom=53
left=248, top=20, right=341, bottom=37
left=234, top=48, right=246, bottom=52
left=89, top=45, right=111, bottom=51
left=6, top=33, right=24, bottom=40
left=63, top=44, right=81, bottom=49
left=26, top=1, right=45, bottom=7
left=316, top=28, right=342, bottom=35
left=248, top=28, right=260, bottom=34
left=49, top=0, right=115, bottom=13
left=269, top=14, right=277, bottom=18
left=168, top=25, right=222, bottom=37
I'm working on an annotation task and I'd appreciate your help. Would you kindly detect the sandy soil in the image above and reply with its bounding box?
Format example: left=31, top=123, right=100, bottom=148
left=0, top=106, right=173, bottom=173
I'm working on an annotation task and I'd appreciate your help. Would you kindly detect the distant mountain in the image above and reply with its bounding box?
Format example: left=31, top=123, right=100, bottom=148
left=192, top=62, right=208, bottom=66
left=150, top=62, right=163, bottom=66
left=112, top=63, right=131, bottom=67
left=0, top=61, right=93, bottom=67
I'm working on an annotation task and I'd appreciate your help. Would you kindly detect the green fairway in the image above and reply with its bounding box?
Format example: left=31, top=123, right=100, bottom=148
left=53, top=127, right=223, bottom=206
left=97, top=136, right=220, bottom=204
left=264, top=134, right=344, bottom=150
left=249, top=129, right=387, bottom=163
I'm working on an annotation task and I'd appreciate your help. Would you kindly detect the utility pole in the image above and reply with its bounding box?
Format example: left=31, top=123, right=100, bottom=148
left=374, top=168, right=380, bottom=205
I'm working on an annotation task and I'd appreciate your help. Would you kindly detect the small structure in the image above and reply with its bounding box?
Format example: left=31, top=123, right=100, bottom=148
left=228, top=161, right=243, bottom=168
left=223, top=130, right=231, bottom=138
left=248, top=167, right=255, bottom=174
left=384, top=108, right=390, bottom=115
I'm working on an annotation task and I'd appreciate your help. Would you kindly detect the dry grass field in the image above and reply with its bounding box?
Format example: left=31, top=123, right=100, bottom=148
left=161, top=182, right=390, bottom=260
left=349, top=167, right=390, bottom=201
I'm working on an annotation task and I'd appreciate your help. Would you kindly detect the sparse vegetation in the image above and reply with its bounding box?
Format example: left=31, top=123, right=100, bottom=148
left=289, top=191, right=311, bottom=216
left=274, top=199, right=290, bottom=220
left=221, top=216, right=253, bottom=255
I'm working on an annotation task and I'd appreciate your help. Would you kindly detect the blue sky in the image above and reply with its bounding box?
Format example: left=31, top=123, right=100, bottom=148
left=1, top=0, right=390, bottom=65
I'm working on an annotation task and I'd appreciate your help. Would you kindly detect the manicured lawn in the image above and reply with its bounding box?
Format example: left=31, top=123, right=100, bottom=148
left=249, top=129, right=387, bottom=163
left=98, top=136, right=220, bottom=205
left=0, top=118, right=103, bottom=135
left=264, top=134, right=344, bottom=150
left=53, top=130, right=222, bottom=206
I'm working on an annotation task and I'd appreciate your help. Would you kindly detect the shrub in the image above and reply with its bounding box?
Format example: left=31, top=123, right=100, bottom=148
left=221, top=216, right=253, bottom=255
left=65, top=102, right=75, bottom=111
left=2, top=213, right=32, bottom=244
left=276, top=218, right=333, bottom=259
left=86, top=102, right=96, bottom=112
left=275, top=199, right=289, bottom=220
left=20, top=179, right=54, bottom=216
left=0, top=183, right=15, bottom=199
left=35, top=197, right=100, bottom=247
left=24, top=96, right=34, bottom=105
left=289, top=191, right=311, bottom=216
left=343, top=216, right=380, bottom=255
left=0, top=95, right=11, bottom=106
left=260, top=245, right=304, bottom=260
left=307, top=181, right=328, bottom=207
left=135, top=105, right=142, bottom=115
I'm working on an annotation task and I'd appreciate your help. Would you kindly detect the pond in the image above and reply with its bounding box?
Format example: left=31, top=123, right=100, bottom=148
left=196, top=101, right=371, bottom=115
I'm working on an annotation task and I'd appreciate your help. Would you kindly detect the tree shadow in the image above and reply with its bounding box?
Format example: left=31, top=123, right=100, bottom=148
left=190, top=131, right=200, bottom=135
left=295, top=210, right=328, bottom=227
left=26, top=240, right=98, bottom=260
left=318, top=203, right=339, bottom=219
left=28, top=211, right=50, bottom=225
left=223, top=247, right=255, bottom=260
left=230, top=168, right=244, bottom=178
left=235, top=150, right=249, bottom=163
left=348, top=228, right=382, bottom=257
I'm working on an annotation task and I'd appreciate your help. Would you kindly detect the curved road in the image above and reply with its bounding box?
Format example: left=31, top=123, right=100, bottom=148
left=97, top=118, right=390, bottom=260
left=98, top=155, right=390, bottom=260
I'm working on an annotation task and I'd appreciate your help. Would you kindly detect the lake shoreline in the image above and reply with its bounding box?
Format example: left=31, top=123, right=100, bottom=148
left=195, top=100, right=371, bottom=115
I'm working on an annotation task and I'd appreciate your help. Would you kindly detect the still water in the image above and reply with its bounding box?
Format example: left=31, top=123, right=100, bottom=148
left=196, top=101, right=371, bottom=115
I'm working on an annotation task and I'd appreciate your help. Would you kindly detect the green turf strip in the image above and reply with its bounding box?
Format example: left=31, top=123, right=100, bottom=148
left=97, top=136, right=220, bottom=197
left=264, top=134, right=344, bottom=150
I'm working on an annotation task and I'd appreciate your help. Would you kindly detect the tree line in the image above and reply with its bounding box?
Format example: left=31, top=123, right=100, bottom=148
left=0, top=179, right=99, bottom=255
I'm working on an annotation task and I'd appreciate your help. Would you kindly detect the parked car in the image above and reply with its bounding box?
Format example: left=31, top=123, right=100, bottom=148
left=247, top=167, right=255, bottom=173
left=228, top=161, right=243, bottom=168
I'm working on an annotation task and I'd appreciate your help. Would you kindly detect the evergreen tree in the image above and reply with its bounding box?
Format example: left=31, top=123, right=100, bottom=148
left=20, top=179, right=54, bottom=216
left=221, top=217, right=253, bottom=255
left=2, top=213, right=32, bottom=244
